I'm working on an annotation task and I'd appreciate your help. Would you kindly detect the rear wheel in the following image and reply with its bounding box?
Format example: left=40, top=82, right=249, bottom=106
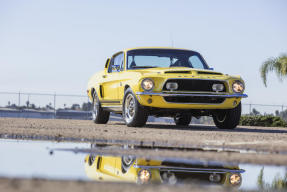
left=121, top=155, right=135, bottom=173
left=122, top=88, right=148, bottom=127
left=92, top=92, right=110, bottom=124
left=174, top=113, right=192, bottom=126
left=212, top=102, right=241, bottom=129
left=88, top=155, right=96, bottom=166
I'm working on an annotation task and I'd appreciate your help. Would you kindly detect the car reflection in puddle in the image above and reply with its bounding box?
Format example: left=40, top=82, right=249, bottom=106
left=84, top=153, right=244, bottom=188
left=1, top=139, right=287, bottom=191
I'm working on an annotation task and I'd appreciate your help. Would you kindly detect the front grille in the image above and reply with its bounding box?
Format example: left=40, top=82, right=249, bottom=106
left=164, top=96, right=225, bottom=104
left=163, top=79, right=226, bottom=92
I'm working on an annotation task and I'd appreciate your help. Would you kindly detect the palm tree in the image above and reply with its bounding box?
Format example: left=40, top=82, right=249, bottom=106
left=260, top=54, right=287, bottom=86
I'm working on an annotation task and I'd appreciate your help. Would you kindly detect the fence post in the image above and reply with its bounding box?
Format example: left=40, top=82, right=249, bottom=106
left=18, top=91, right=21, bottom=107
left=87, top=96, right=90, bottom=120
left=54, top=93, right=56, bottom=119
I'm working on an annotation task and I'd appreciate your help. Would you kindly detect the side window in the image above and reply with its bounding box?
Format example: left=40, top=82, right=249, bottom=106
left=108, top=53, right=124, bottom=73
left=188, top=55, right=205, bottom=69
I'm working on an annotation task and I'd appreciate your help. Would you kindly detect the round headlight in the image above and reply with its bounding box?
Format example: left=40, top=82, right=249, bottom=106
left=229, top=174, right=241, bottom=185
left=141, top=78, right=154, bottom=91
left=138, top=169, right=151, bottom=184
left=232, top=81, right=244, bottom=93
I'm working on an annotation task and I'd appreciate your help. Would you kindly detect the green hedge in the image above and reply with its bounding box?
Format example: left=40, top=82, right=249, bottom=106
left=240, top=115, right=287, bottom=127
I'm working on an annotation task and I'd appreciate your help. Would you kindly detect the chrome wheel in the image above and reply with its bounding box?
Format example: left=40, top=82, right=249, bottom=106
left=92, top=103, right=98, bottom=121
left=122, top=88, right=148, bottom=127
left=216, top=112, right=227, bottom=123
left=124, top=94, right=135, bottom=123
left=92, top=92, right=110, bottom=124
left=122, top=155, right=134, bottom=165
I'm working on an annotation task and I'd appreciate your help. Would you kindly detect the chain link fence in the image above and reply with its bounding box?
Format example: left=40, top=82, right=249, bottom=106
left=0, top=91, right=91, bottom=119
left=0, top=91, right=286, bottom=120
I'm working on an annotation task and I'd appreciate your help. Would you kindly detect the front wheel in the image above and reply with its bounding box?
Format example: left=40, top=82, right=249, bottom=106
left=212, top=102, right=241, bottom=129
left=122, top=88, right=148, bottom=127
left=121, top=155, right=135, bottom=173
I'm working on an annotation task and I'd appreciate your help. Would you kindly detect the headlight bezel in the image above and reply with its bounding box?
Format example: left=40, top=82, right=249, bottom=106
left=141, top=78, right=154, bottom=92
left=232, top=80, right=245, bottom=93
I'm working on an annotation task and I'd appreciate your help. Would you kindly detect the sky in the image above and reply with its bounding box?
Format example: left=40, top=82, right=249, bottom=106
left=0, top=0, right=287, bottom=109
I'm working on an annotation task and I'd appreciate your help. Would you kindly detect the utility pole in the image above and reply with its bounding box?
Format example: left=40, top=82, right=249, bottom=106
left=18, top=91, right=20, bottom=107
left=249, top=104, right=252, bottom=114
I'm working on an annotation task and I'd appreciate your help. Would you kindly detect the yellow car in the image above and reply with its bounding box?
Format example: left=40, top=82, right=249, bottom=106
left=87, top=47, right=247, bottom=128
left=84, top=154, right=244, bottom=187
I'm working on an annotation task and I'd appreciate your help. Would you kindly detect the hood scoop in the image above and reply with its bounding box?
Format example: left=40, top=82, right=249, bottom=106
left=164, top=70, right=223, bottom=75
left=197, top=71, right=222, bottom=75
left=165, top=71, right=191, bottom=74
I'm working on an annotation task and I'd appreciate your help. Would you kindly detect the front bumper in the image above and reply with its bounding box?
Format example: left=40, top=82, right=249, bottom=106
left=136, top=92, right=248, bottom=98
left=135, top=92, right=247, bottom=109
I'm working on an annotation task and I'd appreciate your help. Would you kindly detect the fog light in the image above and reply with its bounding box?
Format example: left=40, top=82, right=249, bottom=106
left=166, top=82, right=178, bottom=91
left=212, top=84, right=224, bottom=92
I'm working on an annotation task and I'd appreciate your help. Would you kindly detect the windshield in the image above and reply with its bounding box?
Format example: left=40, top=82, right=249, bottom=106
left=126, top=49, right=208, bottom=70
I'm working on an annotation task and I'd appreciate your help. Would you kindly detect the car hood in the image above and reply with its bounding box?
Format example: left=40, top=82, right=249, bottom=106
left=133, top=67, right=223, bottom=76
left=129, top=67, right=242, bottom=80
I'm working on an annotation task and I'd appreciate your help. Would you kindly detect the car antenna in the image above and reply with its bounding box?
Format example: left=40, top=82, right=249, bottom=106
left=170, top=32, right=174, bottom=47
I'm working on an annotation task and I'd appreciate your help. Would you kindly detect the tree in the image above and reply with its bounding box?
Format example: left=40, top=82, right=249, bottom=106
left=82, top=102, right=92, bottom=111
left=71, top=104, right=81, bottom=110
left=26, top=100, right=30, bottom=108
left=260, top=54, right=287, bottom=86
left=257, top=167, right=287, bottom=190
left=251, top=108, right=260, bottom=116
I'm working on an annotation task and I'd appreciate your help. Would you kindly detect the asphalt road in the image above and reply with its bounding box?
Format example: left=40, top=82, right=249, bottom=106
left=1, top=118, right=287, bottom=165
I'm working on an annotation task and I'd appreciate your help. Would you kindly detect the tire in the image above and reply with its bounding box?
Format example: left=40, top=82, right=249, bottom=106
left=122, top=88, right=148, bottom=127
left=174, top=113, right=192, bottom=126
left=212, top=102, right=241, bottom=129
left=121, top=155, right=135, bottom=173
left=92, top=92, right=110, bottom=124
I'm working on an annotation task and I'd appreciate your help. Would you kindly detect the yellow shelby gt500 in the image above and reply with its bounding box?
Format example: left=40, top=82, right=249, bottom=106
left=87, top=47, right=247, bottom=129
left=84, top=154, right=243, bottom=187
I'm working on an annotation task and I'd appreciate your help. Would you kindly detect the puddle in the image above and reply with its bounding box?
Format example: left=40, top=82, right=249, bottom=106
left=0, top=139, right=286, bottom=191
left=2, top=133, right=286, bottom=155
